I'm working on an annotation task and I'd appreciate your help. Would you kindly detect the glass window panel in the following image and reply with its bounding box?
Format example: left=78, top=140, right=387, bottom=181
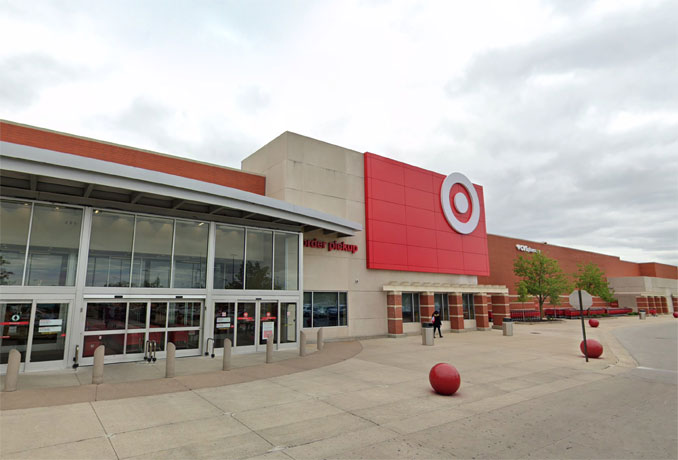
left=281, top=303, right=297, bottom=343
left=27, top=204, right=82, bottom=286
left=83, top=334, right=125, bottom=357
left=131, top=216, right=173, bottom=288
left=168, top=302, right=201, bottom=328
left=245, top=229, right=272, bottom=290
left=402, top=294, right=413, bottom=323
left=85, top=303, right=126, bottom=331
left=30, top=303, right=69, bottom=362
left=168, top=330, right=200, bottom=350
left=127, top=303, right=147, bottom=329
left=303, top=292, right=312, bottom=328
left=236, top=302, right=255, bottom=346
left=313, top=292, right=338, bottom=327
left=0, top=303, right=32, bottom=364
left=274, top=233, right=299, bottom=290
left=463, top=294, right=475, bottom=320
left=87, top=212, right=133, bottom=287
left=0, top=201, right=31, bottom=286
left=149, top=302, right=167, bottom=328
left=339, top=292, right=348, bottom=326
left=435, top=294, right=449, bottom=321
left=172, top=221, right=208, bottom=288
left=148, top=331, right=166, bottom=352
left=259, top=302, right=278, bottom=345
left=414, top=294, right=420, bottom=322
left=125, top=332, right=145, bottom=354
left=214, top=225, right=244, bottom=289
left=214, top=302, right=235, bottom=348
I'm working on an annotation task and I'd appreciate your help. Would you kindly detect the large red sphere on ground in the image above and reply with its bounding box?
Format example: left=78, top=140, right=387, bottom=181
left=429, top=363, right=461, bottom=395
left=673, top=312, right=678, bottom=318
left=580, top=339, right=603, bottom=359
left=650, top=309, right=657, bottom=315
left=588, top=319, right=599, bottom=328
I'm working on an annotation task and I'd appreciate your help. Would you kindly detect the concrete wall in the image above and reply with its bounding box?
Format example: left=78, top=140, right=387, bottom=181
left=242, top=132, right=475, bottom=339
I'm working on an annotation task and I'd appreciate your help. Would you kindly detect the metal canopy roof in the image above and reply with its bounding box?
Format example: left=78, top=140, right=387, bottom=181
left=0, top=141, right=363, bottom=236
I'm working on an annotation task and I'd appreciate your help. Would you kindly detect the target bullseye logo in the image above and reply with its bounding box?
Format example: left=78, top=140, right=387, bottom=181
left=440, top=172, right=480, bottom=234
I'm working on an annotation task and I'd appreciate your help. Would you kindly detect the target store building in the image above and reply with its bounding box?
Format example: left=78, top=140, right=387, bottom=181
left=1, top=120, right=674, bottom=373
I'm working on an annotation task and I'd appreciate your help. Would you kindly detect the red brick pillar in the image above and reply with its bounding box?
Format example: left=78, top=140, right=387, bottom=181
left=672, top=296, right=677, bottom=314
left=449, top=293, right=464, bottom=333
left=491, top=294, right=510, bottom=329
left=420, top=292, right=434, bottom=325
left=660, top=297, right=668, bottom=314
left=474, top=293, right=491, bottom=331
left=649, top=297, right=656, bottom=314
left=387, top=291, right=404, bottom=336
left=636, top=296, right=648, bottom=313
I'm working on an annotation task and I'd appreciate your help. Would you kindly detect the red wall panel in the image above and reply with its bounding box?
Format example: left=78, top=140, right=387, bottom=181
left=364, top=152, right=489, bottom=276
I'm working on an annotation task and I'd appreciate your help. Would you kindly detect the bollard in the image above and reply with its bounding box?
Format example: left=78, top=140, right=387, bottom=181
left=3, top=349, right=21, bottom=392
left=92, top=345, right=105, bottom=385
left=165, top=342, right=176, bottom=378
left=266, top=338, right=273, bottom=363
left=299, top=331, right=307, bottom=357
left=222, top=339, right=232, bottom=371
left=317, top=328, right=324, bottom=351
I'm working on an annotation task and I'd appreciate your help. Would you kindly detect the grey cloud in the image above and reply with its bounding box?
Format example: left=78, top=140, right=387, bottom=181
left=0, top=54, right=82, bottom=109
left=236, top=85, right=271, bottom=113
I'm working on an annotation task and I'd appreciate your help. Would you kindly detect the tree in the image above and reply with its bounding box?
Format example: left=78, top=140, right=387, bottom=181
left=513, top=252, right=570, bottom=319
left=517, top=281, right=531, bottom=305
left=574, top=262, right=616, bottom=303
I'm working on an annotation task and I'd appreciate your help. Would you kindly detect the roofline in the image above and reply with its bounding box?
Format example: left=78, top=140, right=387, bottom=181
left=0, top=141, right=363, bottom=236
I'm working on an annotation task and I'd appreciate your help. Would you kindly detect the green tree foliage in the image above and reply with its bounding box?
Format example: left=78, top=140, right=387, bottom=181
left=517, top=281, right=531, bottom=304
left=513, top=252, right=571, bottom=319
left=574, top=262, right=616, bottom=303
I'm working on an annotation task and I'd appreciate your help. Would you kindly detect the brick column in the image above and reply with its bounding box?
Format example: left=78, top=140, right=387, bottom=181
left=420, top=292, right=435, bottom=325
left=448, top=293, right=464, bottom=333
left=474, top=293, right=491, bottom=331
left=648, top=297, right=656, bottom=314
left=660, top=297, right=668, bottom=314
left=387, top=291, right=404, bottom=337
left=491, top=294, right=510, bottom=329
left=636, top=296, right=648, bottom=313
left=672, top=296, right=677, bottom=314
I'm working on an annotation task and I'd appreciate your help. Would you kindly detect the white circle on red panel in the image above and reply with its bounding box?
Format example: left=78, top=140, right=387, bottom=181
left=440, top=172, right=480, bottom=234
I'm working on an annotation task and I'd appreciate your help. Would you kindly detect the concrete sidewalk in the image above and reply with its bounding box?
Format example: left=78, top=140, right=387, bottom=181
left=1, top=315, right=676, bottom=459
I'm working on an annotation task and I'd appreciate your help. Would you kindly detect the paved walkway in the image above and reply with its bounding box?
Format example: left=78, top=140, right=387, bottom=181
left=1, top=316, right=676, bottom=459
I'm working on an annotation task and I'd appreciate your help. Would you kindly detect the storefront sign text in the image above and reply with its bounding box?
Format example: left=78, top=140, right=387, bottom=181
left=304, top=238, right=358, bottom=254
left=515, top=244, right=540, bottom=253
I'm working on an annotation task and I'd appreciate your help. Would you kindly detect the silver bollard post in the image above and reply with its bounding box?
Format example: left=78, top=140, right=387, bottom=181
left=317, top=328, right=324, bottom=351
left=299, top=331, right=307, bottom=357
left=166, top=342, right=176, bottom=378
left=266, top=337, right=273, bottom=363
left=222, top=339, right=232, bottom=371
left=92, top=345, right=105, bottom=385
left=3, top=349, right=21, bottom=392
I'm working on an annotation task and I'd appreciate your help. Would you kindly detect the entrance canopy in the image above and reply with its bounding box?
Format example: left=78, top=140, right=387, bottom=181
left=0, top=141, right=362, bottom=237
left=382, top=282, right=508, bottom=294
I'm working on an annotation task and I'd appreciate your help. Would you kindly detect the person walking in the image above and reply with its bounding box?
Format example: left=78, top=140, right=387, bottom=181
left=432, top=310, right=442, bottom=338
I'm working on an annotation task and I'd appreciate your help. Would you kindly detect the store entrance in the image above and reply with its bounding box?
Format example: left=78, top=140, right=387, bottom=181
left=1, top=301, right=70, bottom=372
left=213, top=299, right=297, bottom=353
left=81, top=300, right=202, bottom=364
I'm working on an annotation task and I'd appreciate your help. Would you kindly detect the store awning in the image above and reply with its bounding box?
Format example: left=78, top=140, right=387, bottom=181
left=382, top=282, right=508, bottom=294
left=0, top=141, right=363, bottom=237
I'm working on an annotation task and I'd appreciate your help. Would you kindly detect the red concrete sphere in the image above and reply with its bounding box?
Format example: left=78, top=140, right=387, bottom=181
left=588, top=319, right=599, bottom=328
left=673, top=312, right=678, bottom=318
left=580, top=339, right=603, bottom=359
left=429, top=363, right=461, bottom=396
left=650, top=309, right=657, bottom=315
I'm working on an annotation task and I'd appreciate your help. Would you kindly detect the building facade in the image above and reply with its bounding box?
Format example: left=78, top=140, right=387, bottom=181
left=1, top=121, right=675, bottom=373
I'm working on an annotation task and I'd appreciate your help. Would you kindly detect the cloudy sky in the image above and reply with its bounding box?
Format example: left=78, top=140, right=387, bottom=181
left=1, top=0, right=676, bottom=265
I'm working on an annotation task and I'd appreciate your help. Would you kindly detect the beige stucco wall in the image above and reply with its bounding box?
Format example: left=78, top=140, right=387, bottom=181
left=608, top=276, right=678, bottom=312
left=242, top=132, right=477, bottom=339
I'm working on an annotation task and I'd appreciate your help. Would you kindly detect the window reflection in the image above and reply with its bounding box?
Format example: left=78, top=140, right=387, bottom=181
left=245, top=229, right=272, bottom=290
left=173, top=221, right=208, bottom=288
left=131, top=216, right=173, bottom=287
left=402, top=293, right=420, bottom=323
left=87, top=212, right=133, bottom=287
left=27, top=204, right=82, bottom=286
left=0, top=201, right=31, bottom=286
left=274, top=233, right=298, bottom=290
left=0, top=303, right=32, bottom=363
left=214, top=225, right=244, bottom=289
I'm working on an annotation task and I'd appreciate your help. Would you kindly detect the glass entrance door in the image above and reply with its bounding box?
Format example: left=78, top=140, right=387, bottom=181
left=82, top=300, right=202, bottom=363
left=258, top=302, right=278, bottom=350
left=1, top=301, right=69, bottom=370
